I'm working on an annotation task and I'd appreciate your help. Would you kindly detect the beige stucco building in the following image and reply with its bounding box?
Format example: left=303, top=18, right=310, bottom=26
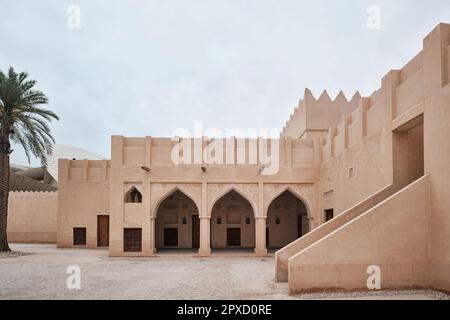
left=7, top=23, right=450, bottom=294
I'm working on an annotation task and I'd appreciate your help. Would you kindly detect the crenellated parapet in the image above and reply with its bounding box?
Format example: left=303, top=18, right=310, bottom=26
left=282, top=89, right=361, bottom=140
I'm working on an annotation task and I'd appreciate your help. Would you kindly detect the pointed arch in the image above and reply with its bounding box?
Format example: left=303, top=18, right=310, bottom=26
left=124, top=186, right=142, bottom=203
left=265, top=186, right=312, bottom=218
left=154, top=187, right=200, bottom=250
left=266, top=187, right=311, bottom=249
left=209, top=186, right=257, bottom=218
left=152, top=185, right=201, bottom=218
left=210, top=188, right=256, bottom=249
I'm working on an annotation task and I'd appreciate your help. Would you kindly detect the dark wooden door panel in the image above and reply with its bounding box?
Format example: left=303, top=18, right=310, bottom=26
left=297, top=215, right=303, bottom=238
left=227, top=228, right=241, bottom=247
left=164, top=228, right=178, bottom=247
left=97, top=215, right=110, bottom=247
left=192, top=215, right=200, bottom=248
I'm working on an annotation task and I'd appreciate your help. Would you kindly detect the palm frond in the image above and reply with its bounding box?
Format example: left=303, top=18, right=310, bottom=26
left=0, top=67, right=58, bottom=165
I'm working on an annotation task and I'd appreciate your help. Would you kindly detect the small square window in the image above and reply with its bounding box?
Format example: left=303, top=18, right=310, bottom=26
left=349, top=167, right=354, bottom=178
left=73, top=227, right=87, bottom=246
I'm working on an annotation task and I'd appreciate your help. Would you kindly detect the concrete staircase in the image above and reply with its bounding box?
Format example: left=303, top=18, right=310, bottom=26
left=275, top=175, right=430, bottom=293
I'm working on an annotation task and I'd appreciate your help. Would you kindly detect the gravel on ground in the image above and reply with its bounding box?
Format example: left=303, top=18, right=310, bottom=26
left=0, top=244, right=448, bottom=300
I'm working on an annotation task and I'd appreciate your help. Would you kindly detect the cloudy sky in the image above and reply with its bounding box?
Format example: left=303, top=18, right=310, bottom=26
left=1, top=0, right=450, bottom=166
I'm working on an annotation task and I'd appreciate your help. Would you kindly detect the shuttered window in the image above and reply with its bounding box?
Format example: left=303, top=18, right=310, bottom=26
left=73, top=227, right=87, bottom=245
left=123, top=228, right=142, bottom=252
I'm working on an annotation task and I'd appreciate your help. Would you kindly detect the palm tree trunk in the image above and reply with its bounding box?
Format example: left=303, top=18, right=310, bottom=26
left=0, top=135, right=11, bottom=252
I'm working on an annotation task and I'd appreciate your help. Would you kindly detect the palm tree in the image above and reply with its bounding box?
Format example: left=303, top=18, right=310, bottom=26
left=0, top=67, right=59, bottom=252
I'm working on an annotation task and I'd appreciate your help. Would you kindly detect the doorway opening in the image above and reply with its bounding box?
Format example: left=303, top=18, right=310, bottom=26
left=393, top=115, right=424, bottom=188
left=210, top=190, right=255, bottom=250
left=266, top=190, right=309, bottom=249
left=155, top=190, right=199, bottom=251
left=324, top=209, right=334, bottom=222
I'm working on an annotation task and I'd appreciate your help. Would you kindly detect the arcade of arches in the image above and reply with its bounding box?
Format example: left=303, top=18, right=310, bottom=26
left=153, top=188, right=309, bottom=253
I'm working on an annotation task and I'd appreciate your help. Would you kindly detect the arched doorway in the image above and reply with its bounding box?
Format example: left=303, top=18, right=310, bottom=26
left=266, top=190, right=309, bottom=249
left=155, top=190, right=200, bottom=250
left=210, top=190, right=255, bottom=249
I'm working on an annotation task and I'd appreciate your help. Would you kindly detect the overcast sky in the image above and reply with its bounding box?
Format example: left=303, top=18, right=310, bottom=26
left=1, top=0, right=450, bottom=166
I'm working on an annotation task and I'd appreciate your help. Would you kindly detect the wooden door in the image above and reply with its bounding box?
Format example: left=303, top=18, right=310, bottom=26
left=227, top=228, right=241, bottom=247
left=192, top=215, right=200, bottom=248
left=97, top=215, right=109, bottom=247
left=266, top=227, right=269, bottom=248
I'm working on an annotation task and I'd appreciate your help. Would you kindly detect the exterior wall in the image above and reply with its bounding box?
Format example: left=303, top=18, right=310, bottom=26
left=283, top=23, right=450, bottom=293
left=318, top=78, right=395, bottom=216
left=107, top=135, right=319, bottom=257
left=316, top=42, right=426, bottom=217
left=7, top=191, right=57, bottom=243
left=288, top=176, right=430, bottom=293
left=275, top=183, right=396, bottom=282
left=57, top=159, right=110, bottom=248
left=421, top=24, right=450, bottom=292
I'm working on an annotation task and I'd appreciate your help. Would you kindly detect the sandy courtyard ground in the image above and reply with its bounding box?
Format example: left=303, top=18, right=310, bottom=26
left=0, top=244, right=448, bottom=300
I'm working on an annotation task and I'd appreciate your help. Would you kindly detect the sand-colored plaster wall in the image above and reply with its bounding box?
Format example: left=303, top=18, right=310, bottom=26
left=421, top=24, right=450, bottom=291
left=107, top=133, right=320, bottom=257
left=275, top=183, right=396, bottom=282
left=7, top=191, right=57, bottom=243
left=57, top=159, right=110, bottom=248
left=288, top=175, right=430, bottom=294
left=320, top=130, right=392, bottom=215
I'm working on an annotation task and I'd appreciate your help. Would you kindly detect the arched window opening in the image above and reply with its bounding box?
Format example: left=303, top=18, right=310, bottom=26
left=124, top=187, right=142, bottom=203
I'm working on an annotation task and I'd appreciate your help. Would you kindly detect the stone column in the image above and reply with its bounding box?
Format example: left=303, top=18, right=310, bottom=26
left=198, top=182, right=211, bottom=256
left=198, top=217, right=211, bottom=256
left=142, top=180, right=155, bottom=256
left=148, top=217, right=156, bottom=254
left=255, top=217, right=267, bottom=256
